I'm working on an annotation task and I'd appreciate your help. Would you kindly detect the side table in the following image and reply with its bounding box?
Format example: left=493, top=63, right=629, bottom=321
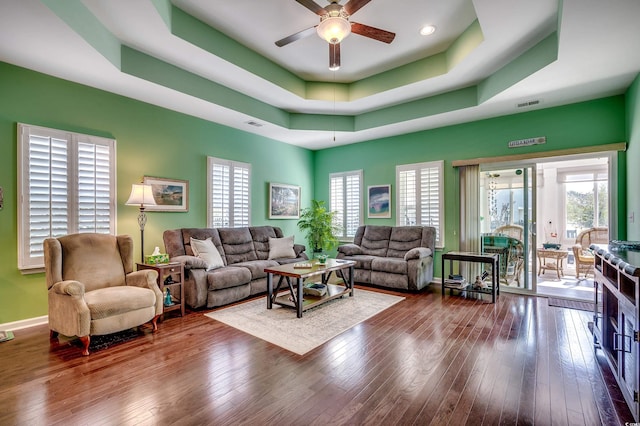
left=137, top=262, right=185, bottom=317
left=537, top=248, right=568, bottom=279
left=441, top=251, right=499, bottom=303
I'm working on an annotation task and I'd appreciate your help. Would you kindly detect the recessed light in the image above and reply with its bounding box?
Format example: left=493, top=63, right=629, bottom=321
left=420, top=25, right=436, bottom=36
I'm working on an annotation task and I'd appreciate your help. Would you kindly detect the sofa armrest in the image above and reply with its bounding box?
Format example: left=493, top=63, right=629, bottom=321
left=404, top=247, right=432, bottom=261
left=126, top=270, right=163, bottom=315
left=293, top=244, right=306, bottom=258
left=170, top=255, right=208, bottom=270
left=51, top=280, right=85, bottom=296
left=126, top=269, right=158, bottom=288
left=48, top=281, right=91, bottom=337
left=338, top=244, right=362, bottom=256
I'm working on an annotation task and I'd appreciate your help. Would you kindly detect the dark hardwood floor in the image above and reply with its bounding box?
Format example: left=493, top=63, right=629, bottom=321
left=0, top=286, right=633, bottom=425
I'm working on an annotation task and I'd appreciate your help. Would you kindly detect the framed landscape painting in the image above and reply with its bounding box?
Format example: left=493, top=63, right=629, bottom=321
left=269, top=183, right=300, bottom=219
left=368, top=185, right=391, bottom=218
left=143, top=176, right=189, bottom=212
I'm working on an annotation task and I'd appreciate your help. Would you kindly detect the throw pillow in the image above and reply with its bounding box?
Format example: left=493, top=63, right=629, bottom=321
left=190, top=237, right=225, bottom=271
left=268, top=235, right=296, bottom=259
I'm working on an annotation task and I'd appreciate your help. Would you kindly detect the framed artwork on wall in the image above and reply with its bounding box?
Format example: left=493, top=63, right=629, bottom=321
left=143, top=176, right=189, bottom=212
left=269, top=183, right=300, bottom=219
left=368, top=185, right=391, bottom=218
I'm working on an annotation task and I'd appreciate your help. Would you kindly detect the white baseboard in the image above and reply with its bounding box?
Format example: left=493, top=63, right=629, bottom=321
left=0, top=315, right=48, bottom=331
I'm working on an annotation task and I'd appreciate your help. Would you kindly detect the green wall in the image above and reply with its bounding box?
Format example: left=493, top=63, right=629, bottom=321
left=314, top=96, right=628, bottom=278
left=0, top=62, right=313, bottom=324
left=626, top=74, right=640, bottom=239
left=0, top=60, right=635, bottom=324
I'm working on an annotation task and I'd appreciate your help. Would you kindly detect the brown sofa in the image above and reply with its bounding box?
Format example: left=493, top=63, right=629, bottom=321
left=336, top=225, right=435, bottom=291
left=163, top=226, right=307, bottom=309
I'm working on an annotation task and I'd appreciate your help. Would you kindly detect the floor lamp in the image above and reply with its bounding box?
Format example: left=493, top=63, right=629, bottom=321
left=126, top=183, right=157, bottom=262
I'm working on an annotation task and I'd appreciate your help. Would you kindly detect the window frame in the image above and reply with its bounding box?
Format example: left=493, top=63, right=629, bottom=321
left=396, top=160, right=444, bottom=248
left=207, top=156, right=251, bottom=228
left=329, top=170, right=363, bottom=240
left=17, top=123, right=116, bottom=271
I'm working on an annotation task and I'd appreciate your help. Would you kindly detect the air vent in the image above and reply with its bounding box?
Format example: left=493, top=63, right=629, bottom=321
left=245, top=120, right=263, bottom=127
left=516, top=99, right=541, bottom=108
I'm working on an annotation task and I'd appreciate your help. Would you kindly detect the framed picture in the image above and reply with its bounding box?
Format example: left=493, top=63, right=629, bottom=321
left=269, top=183, right=300, bottom=219
left=368, top=185, right=391, bottom=218
left=143, top=176, right=189, bottom=212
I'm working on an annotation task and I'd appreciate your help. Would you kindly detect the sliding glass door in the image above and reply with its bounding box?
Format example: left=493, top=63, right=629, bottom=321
left=480, top=165, right=536, bottom=293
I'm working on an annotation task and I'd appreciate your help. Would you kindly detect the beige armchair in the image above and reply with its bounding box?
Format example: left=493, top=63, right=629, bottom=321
left=572, top=227, right=608, bottom=279
left=44, top=233, right=163, bottom=355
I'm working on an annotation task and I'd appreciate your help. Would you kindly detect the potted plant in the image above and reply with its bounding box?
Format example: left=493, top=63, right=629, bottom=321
left=297, top=199, right=341, bottom=261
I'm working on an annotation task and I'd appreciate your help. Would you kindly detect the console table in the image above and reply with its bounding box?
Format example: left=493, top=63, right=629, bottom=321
left=441, top=251, right=499, bottom=303
left=592, top=244, right=639, bottom=421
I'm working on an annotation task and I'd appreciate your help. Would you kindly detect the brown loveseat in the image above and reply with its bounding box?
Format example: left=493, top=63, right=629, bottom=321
left=163, top=226, right=307, bottom=309
left=336, top=225, right=436, bottom=291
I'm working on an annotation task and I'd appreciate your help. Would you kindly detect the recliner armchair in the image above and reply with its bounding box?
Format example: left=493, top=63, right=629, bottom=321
left=44, top=233, right=163, bottom=355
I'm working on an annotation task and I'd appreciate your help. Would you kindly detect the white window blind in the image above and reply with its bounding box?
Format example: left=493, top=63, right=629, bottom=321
left=18, top=124, right=116, bottom=270
left=396, top=160, right=444, bottom=247
left=330, top=170, right=362, bottom=238
left=208, top=156, right=251, bottom=228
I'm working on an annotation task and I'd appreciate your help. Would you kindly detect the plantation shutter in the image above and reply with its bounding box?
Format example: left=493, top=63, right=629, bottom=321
left=345, top=174, right=360, bottom=237
left=396, top=161, right=444, bottom=247
left=78, top=142, right=113, bottom=233
left=330, top=170, right=362, bottom=238
left=18, top=124, right=115, bottom=270
left=208, top=157, right=251, bottom=228
left=233, top=166, right=250, bottom=227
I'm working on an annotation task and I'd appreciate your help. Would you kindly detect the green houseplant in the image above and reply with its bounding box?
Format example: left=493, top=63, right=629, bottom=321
left=297, top=199, right=341, bottom=257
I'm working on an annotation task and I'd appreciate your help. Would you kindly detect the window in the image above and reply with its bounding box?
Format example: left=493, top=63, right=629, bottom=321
left=560, top=165, right=609, bottom=234
left=330, top=170, right=362, bottom=239
left=396, top=160, right=444, bottom=247
left=18, top=123, right=116, bottom=270
left=207, top=156, right=251, bottom=227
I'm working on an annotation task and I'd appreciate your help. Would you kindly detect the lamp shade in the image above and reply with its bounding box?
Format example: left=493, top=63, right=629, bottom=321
left=316, top=16, right=351, bottom=44
left=125, top=184, right=157, bottom=207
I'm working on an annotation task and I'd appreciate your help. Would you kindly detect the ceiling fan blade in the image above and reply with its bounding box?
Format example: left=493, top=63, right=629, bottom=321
left=275, top=26, right=317, bottom=47
left=351, top=22, right=395, bottom=44
left=329, top=43, right=341, bottom=70
left=295, top=0, right=327, bottom=16
left=343, top=0, right=372, bottom=15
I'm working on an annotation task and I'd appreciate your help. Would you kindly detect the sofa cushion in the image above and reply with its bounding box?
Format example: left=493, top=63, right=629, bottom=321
left=371, top=257, right=408, bottom=275
left=387, top=226, right=424, bottom=258
left=360, top=226, right=392, bottom=256
left=231, top=260, right=279, bottom=280
left=338, top=254, right=376, bottom=271
left=190, top=237, right=225, bottom=271
left=218, top=228, right=258, bottom=264
left=206, top=266, right=252, bottom=291
left=84, top=286, right=156, bottom=320
left=268, top=236, right=296, bottom=259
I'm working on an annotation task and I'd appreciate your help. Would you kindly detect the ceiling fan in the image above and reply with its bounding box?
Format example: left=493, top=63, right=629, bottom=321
left=275, top=0, right=396, bottom=70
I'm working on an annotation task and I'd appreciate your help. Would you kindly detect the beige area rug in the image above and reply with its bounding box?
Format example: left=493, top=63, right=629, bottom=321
left=205, top=289, right=404, bottom=355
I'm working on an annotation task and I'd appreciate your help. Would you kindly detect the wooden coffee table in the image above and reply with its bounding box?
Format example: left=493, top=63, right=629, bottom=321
left=265, top=258, right=356, bottom=318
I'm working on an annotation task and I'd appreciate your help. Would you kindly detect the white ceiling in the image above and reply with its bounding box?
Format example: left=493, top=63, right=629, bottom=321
left=1, top=0, right=639, bottom=150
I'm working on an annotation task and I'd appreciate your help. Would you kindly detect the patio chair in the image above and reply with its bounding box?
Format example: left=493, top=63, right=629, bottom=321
left=572, top=227, right=608, bottom=279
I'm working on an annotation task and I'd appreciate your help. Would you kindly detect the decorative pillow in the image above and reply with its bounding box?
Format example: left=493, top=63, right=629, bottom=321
left=190, top=237, right=225, bottom=271
left=268, top=236, right=296, bottom=259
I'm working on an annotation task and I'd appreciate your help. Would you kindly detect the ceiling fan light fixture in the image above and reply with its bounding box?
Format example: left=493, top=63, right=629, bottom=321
left=420, top=25, right=436, bottom=36
left=317, top=15, right=351, bottom=44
